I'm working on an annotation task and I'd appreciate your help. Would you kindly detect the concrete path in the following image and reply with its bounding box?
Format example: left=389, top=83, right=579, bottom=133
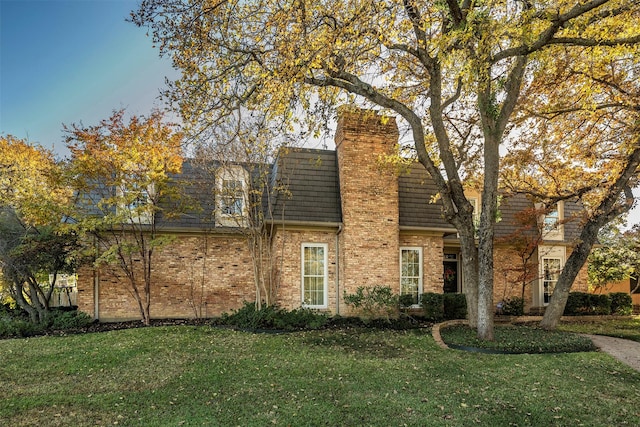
left=581, top=334, right=640, bottom=372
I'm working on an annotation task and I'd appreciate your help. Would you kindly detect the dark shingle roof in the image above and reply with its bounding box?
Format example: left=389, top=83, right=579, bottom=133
left=268, top=148, right=341, bottom=224
left=398, top=163, right=453, bottom=230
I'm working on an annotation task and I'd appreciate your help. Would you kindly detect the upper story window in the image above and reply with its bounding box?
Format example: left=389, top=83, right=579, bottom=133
left=221, top=179, right=244, bottom=216
left=216, top=166, right=249, bottom=226
left=541, top=202, right=564, bottom=241
left=116, top=182, right=154, bottom=224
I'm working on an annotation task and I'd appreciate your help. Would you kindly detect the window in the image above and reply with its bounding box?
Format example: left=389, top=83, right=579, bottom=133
left=540, top=202, right=564, bottom=240
left=468, top=197, right=480, bottom=229
left=542, top=257, right=562, bottom=305
left=302, top=243, right=328, bottom=308
left=544, top=206, right=559, bottom=232
left=116, top=182, right=153, bottom=224
left=221, top=179, right=244, bottom=216
left=400, top=248, right=422, bottom=305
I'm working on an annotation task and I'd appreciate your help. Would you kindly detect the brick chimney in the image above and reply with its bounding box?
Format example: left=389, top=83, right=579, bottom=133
left=335, top=108, right=400, bottom=313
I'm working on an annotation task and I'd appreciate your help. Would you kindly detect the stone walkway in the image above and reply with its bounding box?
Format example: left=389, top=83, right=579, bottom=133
left=433, top=320, right=640, bottom=372
left=581, top=334, right=640, bottom=372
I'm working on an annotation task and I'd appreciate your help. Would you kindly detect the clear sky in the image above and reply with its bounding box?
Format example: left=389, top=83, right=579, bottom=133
left=0, top=0, right=176, bottom=157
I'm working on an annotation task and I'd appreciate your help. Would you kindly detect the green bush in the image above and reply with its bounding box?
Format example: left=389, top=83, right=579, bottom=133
left=591, top=294, right=611, bottom=315
left=218, top=302, right=328, bottom=330
left=443, top=293, right=467, bottom=320
left=48, top=309, right=93, bottom=330
left=421, top=293, right=444, bottom=321
left=398, top=294, right=416, bottom=309
left=564, top=292, right=611, bottom=315
left=564, top=292, right=590, bottom=315
left=500, top=297, right=525, bottom=316
left=0, top=316, right=44, bottom=338
left=343, top=286, right=399, bottom=322
left=610, top=292, right=633, bottom=315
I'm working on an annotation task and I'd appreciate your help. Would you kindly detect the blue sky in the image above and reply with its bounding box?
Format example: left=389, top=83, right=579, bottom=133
left=1, top=0, right=176, bottom=157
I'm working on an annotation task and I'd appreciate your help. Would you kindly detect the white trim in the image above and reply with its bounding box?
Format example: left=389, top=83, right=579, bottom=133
left=400, top=247, right=423, bottom=307
left=536, top=245, right=566, bottom=306
left=301, top=243, right=328, bottom=309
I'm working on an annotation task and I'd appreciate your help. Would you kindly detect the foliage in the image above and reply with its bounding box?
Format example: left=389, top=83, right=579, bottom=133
left=421, top=292, right=444, bottom=321
left=0, top=135, right=71, bottom=225
left=343, top=286, right=399, bottom=322
left=65, top=109, right=185, bottom=325
left=134, top=0, right=640, bottom=339
left=564, top=292, right=612, bottom=316
left=609, top=292, right=633, bottom=316
left=443, top=293, right=468, bottom=320
left=217, top=302, right=328, bottom=330
left=47, top=309, right=93, bottom=330
left=2, top=326, right=639, bottom=426
left=588, top=225, right=640, bottom=291
left=0, top=309, right=92, bottom=338
left=440, top=324, right=596, bottom=354
left=398, top=293, right=417, bottom=309
left=499, top=297, right=525, bottom=317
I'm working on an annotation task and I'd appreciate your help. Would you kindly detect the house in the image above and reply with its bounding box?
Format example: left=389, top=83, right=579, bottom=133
left=76, top=109, right=588, bottom=321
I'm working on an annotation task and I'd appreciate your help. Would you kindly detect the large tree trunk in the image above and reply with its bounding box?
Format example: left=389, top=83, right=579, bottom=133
left=459, top=230, right=479, bottom=328
left=540, top=220, right=609, bottom=330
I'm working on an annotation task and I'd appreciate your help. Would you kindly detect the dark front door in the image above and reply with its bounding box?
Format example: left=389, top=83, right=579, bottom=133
left=443, top=260, right=458, bottom=293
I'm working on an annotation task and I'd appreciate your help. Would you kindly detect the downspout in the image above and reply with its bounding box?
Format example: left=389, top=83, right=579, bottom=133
left=335, top=223, right=343, bottom=315
left=93, top=235, right=99, bottom=321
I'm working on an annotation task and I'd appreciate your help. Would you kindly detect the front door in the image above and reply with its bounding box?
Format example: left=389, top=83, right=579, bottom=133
left=443, top=254, right=459, bottom=293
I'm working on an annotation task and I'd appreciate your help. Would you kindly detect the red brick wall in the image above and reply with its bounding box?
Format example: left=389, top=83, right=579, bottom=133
left=77, top=233, right=255, bottom=321
left=335, top=109, right=401, bottom=315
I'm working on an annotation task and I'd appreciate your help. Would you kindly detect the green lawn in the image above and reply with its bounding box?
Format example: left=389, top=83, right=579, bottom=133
left=1, top=325, right=639, bottom=426
left=558, top=316, right=640, bottom=342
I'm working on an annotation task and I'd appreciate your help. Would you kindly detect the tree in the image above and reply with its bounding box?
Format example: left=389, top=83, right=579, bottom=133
left=0, top=210, right=80, bottom=323
left=588, top=224, right=640, bottom=292
left=188, top=111, right=291, bottom=309
left=500, top=17, right=640, bottom=329
left=134, top=0, right=640, bottom=339
left=65, top=110, right=185, bottom=325
left=0, top=136, right=78, bottom=323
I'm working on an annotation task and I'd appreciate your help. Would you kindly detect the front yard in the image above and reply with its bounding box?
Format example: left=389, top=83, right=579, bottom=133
left=1, top=324, right=639, bottom=426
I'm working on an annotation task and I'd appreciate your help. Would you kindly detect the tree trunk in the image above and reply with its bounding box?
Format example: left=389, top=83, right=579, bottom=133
left=459, top=231, right=479, bottom=328
left=540, top=221, right=600, bottom=330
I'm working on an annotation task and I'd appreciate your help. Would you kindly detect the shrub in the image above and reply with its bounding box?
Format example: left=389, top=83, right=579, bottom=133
left=48, top=309, right=93, bottom=330
left=564, top=292, right=611, bottom=315
left=610, top=292, right=633, bottom=315
left=564, top=292, right=590, bottom=315
left=398, top=294, right=416, bottom=309
left=218, top=302, right=328, bottom=330
left=0, top=316, right=44, bottom=338
left=343, top=286, right=399, bottom=322
left=443, top=293, right=467, bottom=320
left=500, top=297, right=525, bottom=316
left=421, top=293, right=444, bottom=321
left=591, top=294, right=611, bottom=315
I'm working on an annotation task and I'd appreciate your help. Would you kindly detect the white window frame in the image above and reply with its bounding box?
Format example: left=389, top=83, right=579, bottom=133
left=301, top=243, right=328, bottom=309
left=116, top=182, right=154, bottom=224
left=400, top=247, right=423, bottom=307
left=536, top=245, right=565, bottom=307
left=220, top=179, right=245, bottom=216
left=216, top=166, right=249, bottom=226
left=540, top=202, right=564, bottom=241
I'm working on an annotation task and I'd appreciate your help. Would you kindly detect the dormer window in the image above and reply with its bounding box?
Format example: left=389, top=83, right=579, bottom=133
left=540, top=202, right=564, bottom=241
left=216, top=166, right=249, bottom=226
left=221, top=179, right=244, bottom=216
left=116, top=182, right=154, bottom=224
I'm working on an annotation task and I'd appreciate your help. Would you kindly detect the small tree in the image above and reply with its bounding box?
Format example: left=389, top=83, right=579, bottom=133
left=588, top=225, right=640, bottom=293
left=0, top=135, right=78, bottom=323
left=66, top=110, right=185, bottom=325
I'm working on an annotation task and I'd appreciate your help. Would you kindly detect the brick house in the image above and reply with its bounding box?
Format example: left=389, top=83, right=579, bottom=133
left=76, top=109, right=588, bottom=321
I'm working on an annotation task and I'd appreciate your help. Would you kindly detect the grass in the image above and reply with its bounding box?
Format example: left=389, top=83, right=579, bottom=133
left=1, top=325, right=640, bottom=426
left=558, top=316, right=640, bottom=342
left=439, top=324, right=596, bottom=353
